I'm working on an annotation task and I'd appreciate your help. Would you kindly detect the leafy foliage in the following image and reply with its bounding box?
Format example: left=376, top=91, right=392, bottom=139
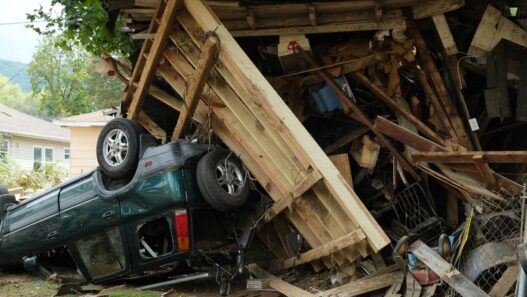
left=0, top=75, right=40, bottom=115
left=0, top=158, right=67, bottom=190
left=27, top=0, right=133, bottom=57
left=27, top=36, right=123, bottom=119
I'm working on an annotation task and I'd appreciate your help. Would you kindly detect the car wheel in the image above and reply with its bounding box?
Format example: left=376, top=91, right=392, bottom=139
left=196, top=149, right=250, bottom=212
left=96, top=118, right=145, bottom=179
left=0, top=184, right=8, bottom=195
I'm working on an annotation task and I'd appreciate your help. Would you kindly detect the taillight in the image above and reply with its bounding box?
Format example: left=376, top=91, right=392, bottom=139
left=173, top=209, right=189, bottom=252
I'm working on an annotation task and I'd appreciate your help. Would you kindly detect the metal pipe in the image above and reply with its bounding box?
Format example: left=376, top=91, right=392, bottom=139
left=137, top=272, right=211, bottom=291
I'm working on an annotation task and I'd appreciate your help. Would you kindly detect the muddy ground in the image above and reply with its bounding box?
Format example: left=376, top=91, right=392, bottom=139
left=0, top=271, right=280, bottom=297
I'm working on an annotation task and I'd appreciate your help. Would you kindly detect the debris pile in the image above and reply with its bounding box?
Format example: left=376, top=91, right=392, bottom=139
left=117, top=0, right=527, bottom=295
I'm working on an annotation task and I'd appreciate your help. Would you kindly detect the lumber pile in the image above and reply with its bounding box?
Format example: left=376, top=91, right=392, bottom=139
left=114, top=0, right=527, bottom=295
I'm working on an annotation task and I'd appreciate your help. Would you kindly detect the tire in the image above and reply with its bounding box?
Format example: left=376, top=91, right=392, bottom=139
left=0, top=184, right=8, bottom=195
left=196, top=149, right=250, bottom=212
left=96, top=118, right=145, bottom=179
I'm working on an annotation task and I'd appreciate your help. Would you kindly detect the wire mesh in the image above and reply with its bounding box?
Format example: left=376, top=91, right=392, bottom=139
left=446, top=191, right=522, bottom=297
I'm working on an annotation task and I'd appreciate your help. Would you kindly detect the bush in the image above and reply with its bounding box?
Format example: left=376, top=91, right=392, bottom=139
left=0, top=158, right=67, bottom=191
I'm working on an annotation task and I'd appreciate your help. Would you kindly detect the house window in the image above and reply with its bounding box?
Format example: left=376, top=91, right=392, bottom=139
left=0, top=140, right=7, bottom=160
left=34, top=147, right=54, bottom=167
left=45, top=148, right=53, bottom=163
left=64, top=148, right=70, bottom=160
left=34, top=146, right=42, bottom=167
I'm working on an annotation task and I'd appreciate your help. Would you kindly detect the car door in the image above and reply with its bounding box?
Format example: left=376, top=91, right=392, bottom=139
left=59, top=174, right=120, bottom=240
left=2, top=189, right=62, bottom=256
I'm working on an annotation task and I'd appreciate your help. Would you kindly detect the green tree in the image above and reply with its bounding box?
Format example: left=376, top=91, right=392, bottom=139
left=27, top=0, right=132, bottom=56
left=27, top=37, right=123, bottom=119
left=0, top=76, right=39, bottom=115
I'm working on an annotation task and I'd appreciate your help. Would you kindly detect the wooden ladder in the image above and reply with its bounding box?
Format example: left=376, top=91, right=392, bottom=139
left=122, top=0, right=183, bottom=122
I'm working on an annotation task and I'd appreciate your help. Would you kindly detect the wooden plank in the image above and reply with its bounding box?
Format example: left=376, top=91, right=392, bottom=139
left=404, top=273, right=421, bottom=297
left=412, top=0, right=465, bottom=19
left=488, top=265, right=519, bottom=297
left=229, top=18, right=406, bottom=37
left=184, top=0, right=390, bottom=252
left=263, top=170, right=323, bottom=223
left=247, top=264, right=316, bottom=297
left=432, top=14, right=458, bottom=56
left=329, top=154, right=353, bottom=187
left=280, top=229, right=366, bottom=269
left=137, top=111, right=167, bottom=142
left=411, top=151, right=527, bottom=164
left=318, top=271, right=403, bottom=297
left=409, top=240, right=489, bottom=297
left=469, top=5, right=527, bottom=57
left=373, top=116, right=446, bottom=152
left=127, top=0, right=183, bottom=120
left=172, top=37, right=218, bottom=139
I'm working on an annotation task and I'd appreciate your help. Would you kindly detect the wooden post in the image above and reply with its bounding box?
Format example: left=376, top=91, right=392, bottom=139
left=171, top=37, right=219, bottom=140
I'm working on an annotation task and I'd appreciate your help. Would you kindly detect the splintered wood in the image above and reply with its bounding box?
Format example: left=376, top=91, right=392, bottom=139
left=124, top=0, right=389, bottom=273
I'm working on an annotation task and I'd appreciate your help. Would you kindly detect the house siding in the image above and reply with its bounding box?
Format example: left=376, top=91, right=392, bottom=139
left=70, top=127, right=102, bottom=176
left=7, top=135, right=70, bottom=171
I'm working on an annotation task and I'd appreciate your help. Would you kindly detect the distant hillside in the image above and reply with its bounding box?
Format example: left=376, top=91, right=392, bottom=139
left=0, top=59, right=31, bottom=92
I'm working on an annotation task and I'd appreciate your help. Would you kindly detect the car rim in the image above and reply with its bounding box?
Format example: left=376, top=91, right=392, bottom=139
left=103, top=129, right=129, bottom=167
left=216, top=160, right=244, bottom=195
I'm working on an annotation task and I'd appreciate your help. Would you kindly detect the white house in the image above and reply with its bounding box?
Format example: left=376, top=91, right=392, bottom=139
left=0, top=104, right=70, bottom=171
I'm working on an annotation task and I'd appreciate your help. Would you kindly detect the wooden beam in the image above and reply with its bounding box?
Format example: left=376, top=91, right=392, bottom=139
left=171, top=37, right=218, bottom=140
left=409, top=240, right=489, bottom=297
left=229, top=18, right=406, bottom=37
left=318, top=271, right=403, bottom=297
left=137, top=111, right=167, bottom=142
left=127, top=0, right=183, bottom=120
left=351, top=72, right=446, bottom=146
left=432, top=14, right=458, bottom=56
left=411, top=151, right=527, bottom=164
left=329, top=154, right=353, bottom=187
left=412, top=0, right=465, bottom=19
left=263, top=170, right=323, bottom=223
left=488, top=265, right=518, bottom=297
left=469, top=5, right=527, bottom=57
left=373, top=116, right=447, bottom=152
left=280, top=229, right=365, bottom=269
left=247, top=264, right=316, bottom=297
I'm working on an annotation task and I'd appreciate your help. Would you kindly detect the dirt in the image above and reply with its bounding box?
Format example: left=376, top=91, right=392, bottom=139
left=0, top=271, right=280, bottom=297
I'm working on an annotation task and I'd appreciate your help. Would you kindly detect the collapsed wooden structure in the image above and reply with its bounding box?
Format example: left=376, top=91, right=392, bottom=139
left=110, top=0, right=527, bottom=295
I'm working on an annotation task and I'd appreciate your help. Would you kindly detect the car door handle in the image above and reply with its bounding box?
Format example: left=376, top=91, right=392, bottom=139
left=47, top=231, right=58, bottom=240
left=102, top=210, right=115, bottom=219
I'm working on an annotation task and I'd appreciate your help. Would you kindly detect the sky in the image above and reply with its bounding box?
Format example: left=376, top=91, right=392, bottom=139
left=0, top=0, right=52, bottom=63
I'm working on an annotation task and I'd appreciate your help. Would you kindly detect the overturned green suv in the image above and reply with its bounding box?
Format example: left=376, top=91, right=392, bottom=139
left=0, top=119, right=258, bottom=287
